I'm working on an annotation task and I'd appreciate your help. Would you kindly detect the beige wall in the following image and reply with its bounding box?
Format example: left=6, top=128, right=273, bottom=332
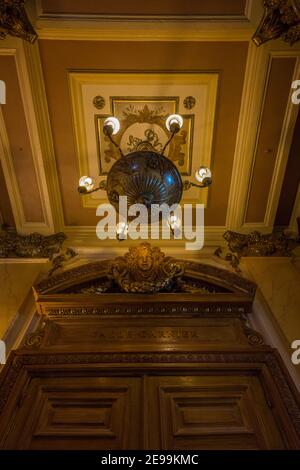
left=243, top=257, right=300, bottom=345
left=0, top=262, right=48, bottom=338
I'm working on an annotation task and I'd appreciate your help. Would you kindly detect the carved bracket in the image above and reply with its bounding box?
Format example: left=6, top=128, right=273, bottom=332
left=0, top=0, right=37, bottom=43
left=0, top=228, right=66, bottom=259
left=215, top=229, right=300, bottom=271
left=253, top=0, right=300, bottom=46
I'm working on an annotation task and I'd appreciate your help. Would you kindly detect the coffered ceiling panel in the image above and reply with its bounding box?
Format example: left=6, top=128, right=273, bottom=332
left=39, top=40, right=248, bottom=228
left=38, top=0, right=247, bottom=18
left=275, top=109, right=300, bottom=228
left=69, top=71, right=218, bottom=208
left=1, top=2, right=299, bottom=249
left=245, top=57, right=296, bottom=224
left=0, top=55, right=44, bottom=224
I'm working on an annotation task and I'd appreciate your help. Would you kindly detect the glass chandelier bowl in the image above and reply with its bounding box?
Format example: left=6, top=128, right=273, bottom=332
left=77, top=113, right=212, bottom=230
left=106, top=151, right=183, bottom=213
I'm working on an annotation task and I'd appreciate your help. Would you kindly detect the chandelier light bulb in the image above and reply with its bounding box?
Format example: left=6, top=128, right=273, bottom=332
left=103, top=116, right=120, bottom=136
left=166, top=114, right=183, bottom=133
left=78, top=176, right=95, bottom=192
left=167, top=214, right=181, bottom=230
left=116, top=221, right=129, bottom=238
left=195, top=167, right=212, bottom=184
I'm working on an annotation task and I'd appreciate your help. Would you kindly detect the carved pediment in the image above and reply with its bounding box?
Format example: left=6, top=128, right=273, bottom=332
left=34, top=243, right=256, bottom=299
left=31, top=243, right=257, bottom=322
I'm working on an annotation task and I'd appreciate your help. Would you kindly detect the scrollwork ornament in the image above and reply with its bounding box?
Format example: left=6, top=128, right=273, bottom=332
left=24, top=321, right=47, bottom=349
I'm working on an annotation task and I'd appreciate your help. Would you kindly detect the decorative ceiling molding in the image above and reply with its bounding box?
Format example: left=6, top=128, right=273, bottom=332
left=36, top=0, right=250, bottom=21
left=34, top=21, right=256, bottom=42
left=61, top=226, right=227, bottom=249
left=256, top=54, right=300, bottom=228
left=33, top=1, right=260, bottom=42
left=0, top=0, right=37, bottom=43
left=253, top=0, right=300, bottom=46
left=0, top=37, right=55, bottom=234
left=226, top=41, right=300, bottom=235
left=22, top=40, right=65, bottom=232
left=69, top=71, right=218, bottom=209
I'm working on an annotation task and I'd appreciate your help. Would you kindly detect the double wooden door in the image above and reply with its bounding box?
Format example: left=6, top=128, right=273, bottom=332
left=0, top=367, right=290, bottom=449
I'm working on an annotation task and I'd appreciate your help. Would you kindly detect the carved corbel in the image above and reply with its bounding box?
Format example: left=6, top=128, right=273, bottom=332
left=0, top=0, right=37, bottom=43
left=253, top=0, right=300, bottom=46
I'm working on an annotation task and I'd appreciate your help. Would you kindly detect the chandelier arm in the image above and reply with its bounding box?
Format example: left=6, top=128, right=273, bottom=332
left=78, top=180, right=107, bottom=195
left=182, top=180, right=209, bottom=190
left=160, top=130, right=176, bottom=156
left=107, top=133, right=124, bottom=158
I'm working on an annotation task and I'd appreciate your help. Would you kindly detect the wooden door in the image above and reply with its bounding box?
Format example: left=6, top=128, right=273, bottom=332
left=2, top=376, right=142, bottom=450
left=145, top=375, right=285, bottom=450
left=0, top=367, right=293, bottom=449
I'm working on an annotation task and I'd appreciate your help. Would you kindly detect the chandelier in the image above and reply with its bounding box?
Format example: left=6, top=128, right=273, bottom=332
left=78, top=114, right=212, bottom=236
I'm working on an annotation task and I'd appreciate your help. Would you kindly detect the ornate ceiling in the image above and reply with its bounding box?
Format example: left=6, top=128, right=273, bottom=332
left=0, top=0, right=299, bottom=255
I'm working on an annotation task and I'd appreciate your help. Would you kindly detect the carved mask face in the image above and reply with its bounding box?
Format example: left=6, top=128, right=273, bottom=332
left=137, top=253, right=153, bottom=272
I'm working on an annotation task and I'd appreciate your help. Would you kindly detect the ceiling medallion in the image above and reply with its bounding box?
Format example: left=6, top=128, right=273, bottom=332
left=0, top=0, right=37, bottom=43
left=93, top=95, right=105, bottom=110
left=183, top=96, right=196, bottom=110
left=253, top=0, right=300, bottom=46
left=78, top=114, right=212, bottom=237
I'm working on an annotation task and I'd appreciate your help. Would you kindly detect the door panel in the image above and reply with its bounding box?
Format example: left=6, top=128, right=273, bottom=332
left=0, top=366, right=297, bottom=449
left=146, top=375, right=285, bottom=449
left=3, top=377, right=142, bottom=450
